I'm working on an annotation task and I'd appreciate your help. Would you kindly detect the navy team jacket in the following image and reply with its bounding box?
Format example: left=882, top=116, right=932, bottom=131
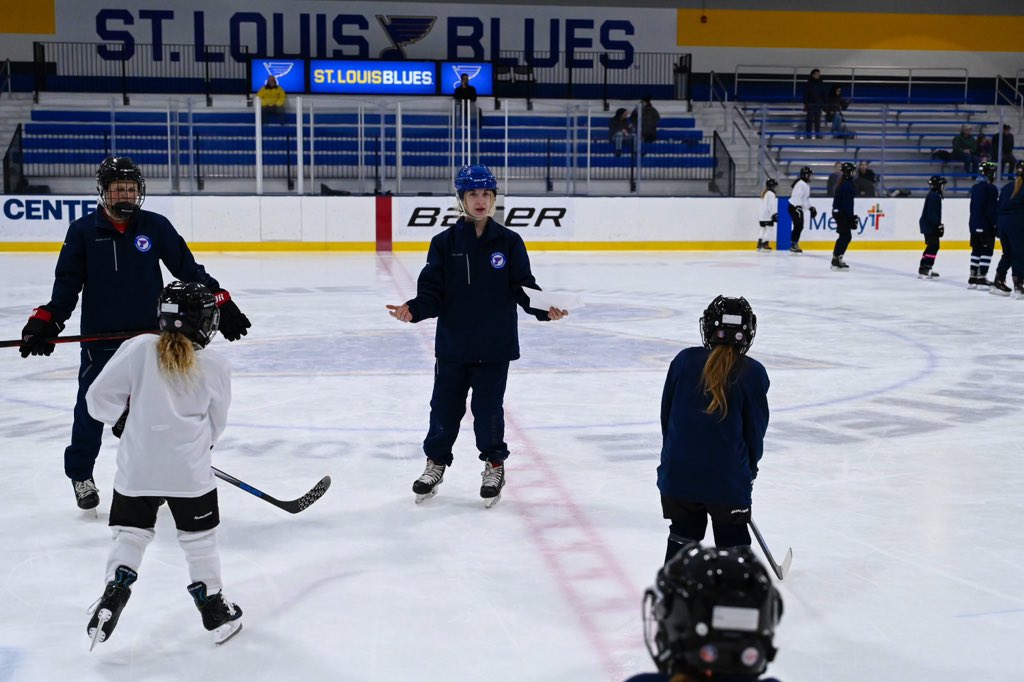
left=918, top=190, right=943, bottom=234
left=658, top=347, right=770, bottom=508
left=407, top=217, right=549, bottom=363
left=996, top=181, right=1024, bottom=235
left=831, top=177, right=855, bottom=217
left=969, top=180, right=999, bottom=234
left=47, top=208, right=219, bottom=338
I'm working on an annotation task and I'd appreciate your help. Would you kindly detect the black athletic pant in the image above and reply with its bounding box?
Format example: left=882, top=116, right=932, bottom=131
left=970, top=231, right=995, bottom=275
left=65, top=344, right=120, bottom=481
left=833, top=213, right=856, bottom=257
left=995, top=230, right=1013, bottom=278
left=661, top=495, right=752, bottom=562
left=788, top=204, right=805, bottom=243
left=423, top=359, right=511, bottom=466
left=920, top=230, right=941, bottom=271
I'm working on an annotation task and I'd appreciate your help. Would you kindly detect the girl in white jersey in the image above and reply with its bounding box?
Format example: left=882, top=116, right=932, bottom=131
left=787, top=166, right=816, bottom=253
left=757, top=178, right=778, bottom=251
left=85, top=281, right=242, bottom=649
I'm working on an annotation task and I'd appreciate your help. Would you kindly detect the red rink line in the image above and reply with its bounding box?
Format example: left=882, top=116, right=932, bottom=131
left=379, top=250, right=643, bottom=679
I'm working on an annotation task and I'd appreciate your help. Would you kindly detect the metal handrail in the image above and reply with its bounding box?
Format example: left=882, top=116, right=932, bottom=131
left=709, top=70, right=729, bottom=108
left=0, top=59, right=11, bottom=97
left=994, top=75, right=1024, bottom=109
left=734, top=64, right=970, bottom=103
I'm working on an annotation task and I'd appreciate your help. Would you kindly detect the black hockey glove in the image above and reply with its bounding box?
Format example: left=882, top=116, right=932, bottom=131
left=810, top=206, right=818, bottom=218
left=213, top=289, right=251, bottom=342
left=112, top=401, right=130, bottom=438
left=937, top=224, right=945, bottom=238
left=20, top=305, right=65, bottom=358
left=771, top=213, right=778, bottom=223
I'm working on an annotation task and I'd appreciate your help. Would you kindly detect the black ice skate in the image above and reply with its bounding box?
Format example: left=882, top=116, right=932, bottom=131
left=974, top=277, right=992, bottom=290
left=187, top=582, right=243, bottom=645
left=412, top=460, right=446, bottom=503
left=1013, top=276, right=1024, bottom=300
left=918, top=267, right=940, bottom=280
left=989, top=275, right=1012, bottom=296
left=73, top=478, right=100, bottom=511
left=480, top=461, right=506, bottom=509
left=87, top=565, right=137, bottom=651
left=830, top=256, right=850, bottom=271
left=789, top=243, right=803, bottom=253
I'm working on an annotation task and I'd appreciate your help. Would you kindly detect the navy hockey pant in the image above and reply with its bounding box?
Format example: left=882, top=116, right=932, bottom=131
left=995, top=229, right=1013, bottom=278
left=833, top=213, right=856, bottom=257
left=1008, top=223, right=1024, bottom=278
left=65, top=345, right=119, bottom=481
left=423, top=359, right=511, bottom=466
left=920, top=231, right=941, bottom=271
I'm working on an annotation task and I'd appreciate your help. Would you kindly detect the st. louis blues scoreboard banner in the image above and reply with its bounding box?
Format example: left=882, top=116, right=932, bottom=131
left=251, top=58, right=493, bottom=96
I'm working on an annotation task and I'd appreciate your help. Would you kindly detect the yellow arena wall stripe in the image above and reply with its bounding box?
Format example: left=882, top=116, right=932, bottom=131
left=2, top=0, right=56, bottom=34
left=676, top=9, right=1024, bottom=52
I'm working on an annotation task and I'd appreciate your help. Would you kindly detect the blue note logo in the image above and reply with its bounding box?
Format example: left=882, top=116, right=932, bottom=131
left=134, top=235, right=152, bottom=252
left=263, top=61, right=294, bottom=79
left=450, top=63, right=481, bottom=90
left=376, top=15, right=436, bottom=59
left=490, top=252, right=506, bottom=269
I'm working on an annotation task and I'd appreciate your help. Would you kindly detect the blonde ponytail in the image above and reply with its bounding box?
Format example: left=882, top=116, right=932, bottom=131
left=1012, top=175, right=1023, bottom=199
left=700, top=344, right=741, bottom=419
left=157, top=331, right=196, bottom=378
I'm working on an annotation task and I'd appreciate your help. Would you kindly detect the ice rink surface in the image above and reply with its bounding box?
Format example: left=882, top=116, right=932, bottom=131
left=1, top=248, right=1022, bottom=682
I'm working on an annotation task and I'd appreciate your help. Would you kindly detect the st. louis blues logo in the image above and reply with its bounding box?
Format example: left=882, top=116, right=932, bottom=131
left=450, top=64, right=482, bottom=90
left=490, top=252, right=506, bottom=269
left=134, top=235, right=152, bottom=252
left=262, top=62, right=294, bottom=79
left=376, top=15, right=436, bottom=59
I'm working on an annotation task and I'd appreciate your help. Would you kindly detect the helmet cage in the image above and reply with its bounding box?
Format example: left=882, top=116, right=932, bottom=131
left=157, top=281, right=220, bottom=348
left=97, top=156, right=146, bottom=220
left=700, top=296, right=757, bottom=354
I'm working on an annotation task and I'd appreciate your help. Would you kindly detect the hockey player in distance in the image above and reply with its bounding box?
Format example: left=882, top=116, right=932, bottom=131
left=830, top=162, right=857, bottom=271
left=756, top=179, right=778, bottom=251
left=787, top=167, right=816, bottom=254
left=386, top=165, right=568, bottom=508
left=625, top=543, right=783, bottom=682
left=917, top=175, right=946, bottom=280
left=995, top=160, right=1024, bottom=298
left=84, top=282, right=242, bottom=649
left=657, top=297, right=769, bottom=563
left=968, top=162, right=999, bottom=290
left=18, top=156, right=251, bottom=513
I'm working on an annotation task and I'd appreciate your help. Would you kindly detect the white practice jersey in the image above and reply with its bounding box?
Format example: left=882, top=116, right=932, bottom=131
left=759, top=190, right=777, bottom=222
left=86, top=335, right=231, bottom=497
left=790, top=179, right=811, bottom=213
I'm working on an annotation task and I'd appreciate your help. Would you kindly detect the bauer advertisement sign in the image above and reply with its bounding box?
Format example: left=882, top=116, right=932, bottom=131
left=392, top=196, right=573, bottom=243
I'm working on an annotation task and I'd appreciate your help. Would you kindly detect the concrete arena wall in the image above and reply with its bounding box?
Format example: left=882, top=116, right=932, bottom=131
left=0, top=195, right=972, bottom=251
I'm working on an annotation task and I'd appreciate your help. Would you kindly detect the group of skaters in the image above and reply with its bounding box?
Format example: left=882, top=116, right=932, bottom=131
left=756, top=160, right=1024, bottom=296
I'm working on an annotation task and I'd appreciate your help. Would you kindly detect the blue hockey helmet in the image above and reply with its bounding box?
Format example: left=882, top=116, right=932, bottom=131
left=454, top=164, right=498, bottom=196
left=643, top=543, right=783, bottom=678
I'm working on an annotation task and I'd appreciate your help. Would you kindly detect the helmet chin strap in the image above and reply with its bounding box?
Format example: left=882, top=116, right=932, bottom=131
left=456, top=193, right=497, bottom=219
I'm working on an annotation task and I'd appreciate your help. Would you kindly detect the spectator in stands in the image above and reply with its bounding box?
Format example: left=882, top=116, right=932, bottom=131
left=826, top=161, right=843, bottom=197
left=802, top=69, right=827, bottom=139
left=991, top=124, right=1017, bottom=176
left=824, top=85, right=850, bottom=138
left=609, top=108, right=635, bottom=157
left=454, top=73, right=477, bottom=104
left=256, top=75, right=286, bottom=123
left=630, top=95, right=661, bottom=146
left=976, top=130, right=993, bottom=164
left=855, top=160, right=878, bottom=197
left=950, top=124, right=978, bottom=174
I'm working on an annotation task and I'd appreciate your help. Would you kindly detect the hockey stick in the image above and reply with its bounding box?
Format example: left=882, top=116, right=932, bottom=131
left=0, top=330, right=153, bottom=349
left=212, top=466, right=331, bottom=514
left=749, top=518, right=793, bottom=581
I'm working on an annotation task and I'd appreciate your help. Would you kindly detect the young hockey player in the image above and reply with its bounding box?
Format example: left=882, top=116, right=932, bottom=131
left=657, top=297, right=769, bottom=563
left=995, top=160, right=1024, bottom=298
left=385, top=165, right=568, bottom=508
left=625, top=543, right=784, bottom=682
left=830, top=162, right=857, bottom=270
left=918, top=175, right=946, bottom=279
left=18, top=157, right=251, bottom=513
left=968, top=162, right=999, bottom=289
left=84, top=281, right=242, bottom=649
left=787, top=167, right=816, bottom=253
left=757, top=179, right=778, bottom=251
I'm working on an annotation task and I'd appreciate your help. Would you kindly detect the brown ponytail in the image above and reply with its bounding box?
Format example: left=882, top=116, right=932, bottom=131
left=700, top=344, right=742, bottom=419
left=1012, top=175, right=1023, bottom=199
left=157, top=331, right=196, bottom=378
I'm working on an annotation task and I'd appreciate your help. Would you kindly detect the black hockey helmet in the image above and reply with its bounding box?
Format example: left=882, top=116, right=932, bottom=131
left=799, top=166, right=813, bottom=181
left=928, top=175, right=947, bottom=192
left=96, top=156, right=146, bottom=220
left=700, top=296, right=756, bottom=354
left=764, top=178, right=778, bottom=192
left=979, top=161, right=997, bottom=182
left=642, top=543, right=783, bottom=678
left=840, top=162, right=855, bottom=178
left=157, top=281, right=220, bottom=348
left=1016, top=159, right=1024, bottom=177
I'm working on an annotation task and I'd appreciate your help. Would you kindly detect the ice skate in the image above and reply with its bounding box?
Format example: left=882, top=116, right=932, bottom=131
left=480, top=461, right=505, bottom=509
left=755, top=240, right=763, bottom=251
left=1013, top=277, right=1024, bottom=300
left=830, top=256, right=849, bottom=271
left=187, top=582, right=243, bottom=645
left=760, top=241, right=773, bottom=251
left=789, top=243, right=803, bottom=253
left=412, top=460, right=446, bottom=503
left=967, top=269, right=979, bottom=289
left=975, top=277, right=992, bottom=290
left=918, top=268, right=939, bottom=280
left=87, top=565, right=137, bottom=650
left=73, top=478, right=100, bottom=514
left=989, top=275, right=1011, bottom=296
